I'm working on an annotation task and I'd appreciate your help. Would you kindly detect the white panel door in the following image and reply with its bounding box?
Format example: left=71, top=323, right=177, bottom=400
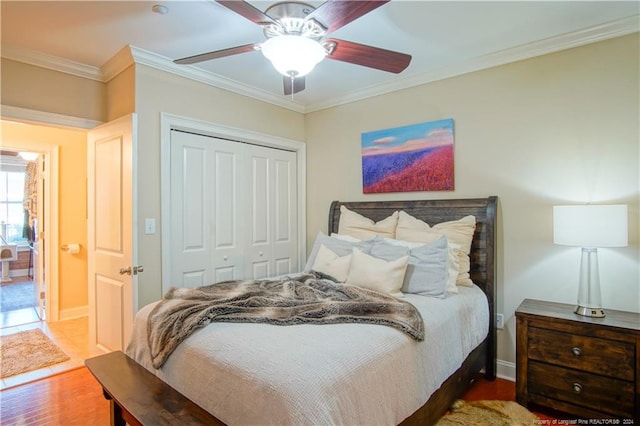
left=170, top=130, right=297, bottom=286
left=87, top=114, right=137, bottom=355
left=170, top=131, right=247, bottom=288
left=246, top=145, right=298, bottom=279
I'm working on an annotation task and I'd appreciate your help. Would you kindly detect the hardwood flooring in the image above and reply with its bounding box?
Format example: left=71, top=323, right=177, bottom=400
left=1, top=369, right=556, bottom=425
left=0, top=367, right=108, bottom=425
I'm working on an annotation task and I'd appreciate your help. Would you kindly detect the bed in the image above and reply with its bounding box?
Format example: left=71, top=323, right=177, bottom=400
left=125, top=196, right=497, bottom=425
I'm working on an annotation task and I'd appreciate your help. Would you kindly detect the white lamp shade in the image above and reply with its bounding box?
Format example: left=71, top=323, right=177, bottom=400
left=261, top=35, right=326, bottom=77
left=553, top=205, right=628, bottom=248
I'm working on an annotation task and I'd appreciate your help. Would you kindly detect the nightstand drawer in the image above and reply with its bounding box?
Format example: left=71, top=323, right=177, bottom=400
left=528, top=327, right=634, bottom=381
left=529, top=361, right=634, bottom=418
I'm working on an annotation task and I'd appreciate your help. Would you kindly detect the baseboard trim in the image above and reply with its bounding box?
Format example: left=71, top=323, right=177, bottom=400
left=496, top=359, right=516, bottom=382
left=59, top=306, right=88, bottom=321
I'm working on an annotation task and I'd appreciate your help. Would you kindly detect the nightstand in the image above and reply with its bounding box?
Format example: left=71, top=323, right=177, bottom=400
left=516, top=298, right=639, bottom=420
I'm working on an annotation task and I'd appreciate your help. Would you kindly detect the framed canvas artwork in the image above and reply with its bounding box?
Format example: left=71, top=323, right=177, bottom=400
left=361, top=118, right=454, bottom=193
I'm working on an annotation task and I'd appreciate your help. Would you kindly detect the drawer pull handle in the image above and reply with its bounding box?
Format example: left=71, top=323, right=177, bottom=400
left=572, top=382, right=583, bottom=394
left=571, top=347, right=582, bottom=356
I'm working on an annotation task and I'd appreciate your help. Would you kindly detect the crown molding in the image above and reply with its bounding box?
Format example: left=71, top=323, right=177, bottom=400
left=304, top=15, right=640, bottom=112
left=1, top=45, right=103, bottom=81
left=2, top=15, right=637, bottom=114
left=100, top=45, right=136, bottom=82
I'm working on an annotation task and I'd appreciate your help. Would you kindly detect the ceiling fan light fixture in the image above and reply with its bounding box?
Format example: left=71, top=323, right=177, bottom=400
left=261, top=35, right=326, bottom=77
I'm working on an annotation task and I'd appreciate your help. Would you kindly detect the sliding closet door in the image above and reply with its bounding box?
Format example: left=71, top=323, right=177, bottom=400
left=170, top=130, right=298, bottom=288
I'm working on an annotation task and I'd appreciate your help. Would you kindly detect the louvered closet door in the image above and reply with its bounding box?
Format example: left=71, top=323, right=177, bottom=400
left=170, top=130, right=298, bottom=288
left=246, top=145, right=298, bottom=279
left=170, top=130, right=248, bottom=288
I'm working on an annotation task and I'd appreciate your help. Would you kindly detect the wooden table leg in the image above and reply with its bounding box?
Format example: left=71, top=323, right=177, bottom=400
left=109, top=399, right=126, bottom=426
left=102, top=389, right=126, bottom=426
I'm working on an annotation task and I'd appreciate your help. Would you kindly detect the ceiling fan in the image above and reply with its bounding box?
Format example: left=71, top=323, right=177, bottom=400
left=174, top=0, right=412, bottom=95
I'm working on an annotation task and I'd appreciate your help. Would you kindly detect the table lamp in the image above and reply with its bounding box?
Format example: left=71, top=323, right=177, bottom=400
left=553, top=204, right=628, bottom=317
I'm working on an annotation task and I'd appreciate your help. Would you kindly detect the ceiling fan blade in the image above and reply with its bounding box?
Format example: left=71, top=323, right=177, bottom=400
left=174, top=43, right=257, bottom=65
left=216, top=0, right=277, bottom=26
left=324, top=38, right=411, bottom=73
left=284, top=76, right=306, bottom=95
left=305, top=0, right=389, bottom=34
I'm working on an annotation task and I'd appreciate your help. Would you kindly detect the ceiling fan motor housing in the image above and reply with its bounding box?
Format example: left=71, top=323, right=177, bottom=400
left=263, top=2, right=325, bottom=39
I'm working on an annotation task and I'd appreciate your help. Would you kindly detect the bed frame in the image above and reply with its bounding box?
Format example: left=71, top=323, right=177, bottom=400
left=329, top=196, right=498, bottom=425
left=87, top=196, right=497, bottom=426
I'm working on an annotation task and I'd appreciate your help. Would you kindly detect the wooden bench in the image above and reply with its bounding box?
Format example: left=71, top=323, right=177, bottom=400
left=85, top=351, right=225, bottom=426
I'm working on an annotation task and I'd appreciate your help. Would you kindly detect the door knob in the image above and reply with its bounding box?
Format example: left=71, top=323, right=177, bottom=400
left=120, top=266, right=144, bottom=275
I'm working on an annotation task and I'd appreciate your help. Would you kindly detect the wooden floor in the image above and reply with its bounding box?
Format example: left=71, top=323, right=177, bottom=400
left=1, top=368, right=557, bottom=425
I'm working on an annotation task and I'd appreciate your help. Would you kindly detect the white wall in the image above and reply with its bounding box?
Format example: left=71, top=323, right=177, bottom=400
left=305, top=34, right=639, bottom=373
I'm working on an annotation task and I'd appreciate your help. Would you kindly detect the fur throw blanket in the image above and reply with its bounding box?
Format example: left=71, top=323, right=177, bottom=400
left=148, top=273, right=424, bottom=368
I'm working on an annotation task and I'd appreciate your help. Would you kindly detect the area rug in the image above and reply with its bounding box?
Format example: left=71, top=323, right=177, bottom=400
left=0, top=329, right=70, bottom=378
left=0, top=281, right=36, bottom=312
left=436, top=399, right=539, bottom=426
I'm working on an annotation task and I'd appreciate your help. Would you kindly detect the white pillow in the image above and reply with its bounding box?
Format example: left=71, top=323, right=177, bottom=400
left=395, top=211, right=475, bottom=287
left=338, top=205, right=398, bottom=240
left=311, top=244, right=352, bottom=282
left=345, top=247, right=408, bottom=298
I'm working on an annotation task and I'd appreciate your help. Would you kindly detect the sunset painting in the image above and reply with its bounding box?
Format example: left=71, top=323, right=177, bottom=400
left=361, top=118, right=455, bottom=193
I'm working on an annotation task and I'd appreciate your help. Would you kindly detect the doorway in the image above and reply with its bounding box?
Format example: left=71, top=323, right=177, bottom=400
left=0, top=149, right=44, bottom=327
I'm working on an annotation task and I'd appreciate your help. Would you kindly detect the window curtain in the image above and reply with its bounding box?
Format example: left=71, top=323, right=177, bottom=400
left=23, top=161, right=38, bottom=242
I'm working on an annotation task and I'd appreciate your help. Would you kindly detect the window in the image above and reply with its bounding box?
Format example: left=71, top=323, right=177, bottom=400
left=0, top=169, right=28, bottom=244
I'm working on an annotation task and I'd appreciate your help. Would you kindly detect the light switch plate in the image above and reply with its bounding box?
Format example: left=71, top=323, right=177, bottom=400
left=144, top=218, right=155, bottom=235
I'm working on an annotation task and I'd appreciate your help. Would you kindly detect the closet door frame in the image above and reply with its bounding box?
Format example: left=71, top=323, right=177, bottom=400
left=159, top=113, right=306, bottom=294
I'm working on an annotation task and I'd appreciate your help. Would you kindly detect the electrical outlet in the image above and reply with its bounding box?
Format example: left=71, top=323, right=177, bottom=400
left=496, top=313, right=504, bottom=329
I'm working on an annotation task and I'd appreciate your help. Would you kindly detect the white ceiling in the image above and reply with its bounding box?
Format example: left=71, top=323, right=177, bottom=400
left=2, top=1, right=639, bottom=112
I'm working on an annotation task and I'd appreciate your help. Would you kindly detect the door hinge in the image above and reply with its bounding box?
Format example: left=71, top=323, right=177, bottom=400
left=40, top=291, right=45, bottom=300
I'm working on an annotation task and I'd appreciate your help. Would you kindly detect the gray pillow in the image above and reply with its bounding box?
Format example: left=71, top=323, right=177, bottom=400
left=370, top=235, right=448, bottom=298
left=304, top=232, right=374, bottom=273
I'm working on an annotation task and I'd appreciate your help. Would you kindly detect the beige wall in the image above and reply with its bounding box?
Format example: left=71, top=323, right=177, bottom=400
left=0, top=122, right=88, bottom=314
left=305, top=34, right=640, bottom=368
left=1, top=58, right=106, bottom=122
left=106, top=64, right=135, bottom=121
left=133, top=64, right=306, bottom=307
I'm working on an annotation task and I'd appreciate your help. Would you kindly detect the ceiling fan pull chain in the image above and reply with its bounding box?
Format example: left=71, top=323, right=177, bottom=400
left=291, top=74, right=295, bottom=100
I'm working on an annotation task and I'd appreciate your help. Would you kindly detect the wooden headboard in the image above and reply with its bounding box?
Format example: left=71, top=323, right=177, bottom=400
left=328, top=196, right=497, bottom=379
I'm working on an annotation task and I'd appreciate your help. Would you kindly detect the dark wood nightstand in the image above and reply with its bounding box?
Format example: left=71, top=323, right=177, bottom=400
left=516, top=298, right=639, bottom=420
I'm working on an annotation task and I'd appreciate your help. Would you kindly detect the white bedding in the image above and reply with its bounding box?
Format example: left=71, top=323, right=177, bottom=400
left=126, top=282, right=489, bottom=426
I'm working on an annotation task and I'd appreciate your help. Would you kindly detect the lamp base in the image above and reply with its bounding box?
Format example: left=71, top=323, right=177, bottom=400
left=574, top=305, right=605, bottom=318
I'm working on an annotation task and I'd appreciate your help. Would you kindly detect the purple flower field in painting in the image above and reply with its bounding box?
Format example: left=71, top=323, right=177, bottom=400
left=364, top=145, right=454, bottom=193
left=362, top=147, right=435, bottom=187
